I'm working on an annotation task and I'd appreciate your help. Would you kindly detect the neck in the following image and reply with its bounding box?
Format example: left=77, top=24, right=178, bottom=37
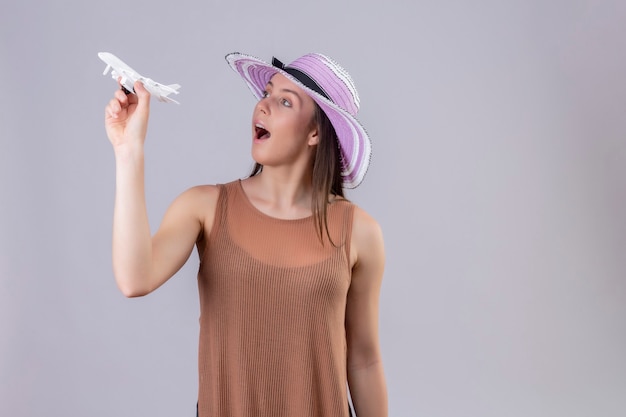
left=243, top=166, right=315, bottom=219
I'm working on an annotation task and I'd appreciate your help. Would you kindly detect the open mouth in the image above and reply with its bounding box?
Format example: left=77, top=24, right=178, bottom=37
left=255, top=124, right=270, bottom=140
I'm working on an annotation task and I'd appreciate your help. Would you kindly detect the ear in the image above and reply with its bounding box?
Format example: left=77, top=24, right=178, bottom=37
left=307, top=125, right=320, bottom=146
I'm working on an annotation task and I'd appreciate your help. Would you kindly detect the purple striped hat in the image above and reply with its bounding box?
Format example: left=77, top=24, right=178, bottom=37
left=226, top=52, right=371, bottom=189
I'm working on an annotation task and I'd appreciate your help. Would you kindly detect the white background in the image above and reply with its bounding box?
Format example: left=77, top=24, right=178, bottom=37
left=1, top=0, right=625, bottom=416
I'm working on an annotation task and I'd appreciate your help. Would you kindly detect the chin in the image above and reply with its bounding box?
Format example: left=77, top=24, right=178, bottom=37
left=251, top=147, right=274, bottom=167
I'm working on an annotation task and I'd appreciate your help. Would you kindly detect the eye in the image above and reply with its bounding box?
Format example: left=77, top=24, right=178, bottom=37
left=281, top=98, right=292, bottom=107
left=261, top=90, right=270, bottom=99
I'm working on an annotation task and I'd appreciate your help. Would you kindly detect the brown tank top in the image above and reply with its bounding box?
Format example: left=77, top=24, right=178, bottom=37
left=197, top=180, right=355, bottom=417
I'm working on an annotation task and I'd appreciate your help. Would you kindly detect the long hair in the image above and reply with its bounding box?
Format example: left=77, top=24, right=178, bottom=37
left=248, top=103, right=345, bottom=245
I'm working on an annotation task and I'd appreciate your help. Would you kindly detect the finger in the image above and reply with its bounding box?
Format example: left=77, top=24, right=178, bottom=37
left=133, top=81, right=151, bottom=112
left=134, top=80, right=150, bottom=99
left=105, top=98, right=122, bottom=119
left=114, top=88, right=129, bottom=105
left=126, top=88, right=139, bottom=105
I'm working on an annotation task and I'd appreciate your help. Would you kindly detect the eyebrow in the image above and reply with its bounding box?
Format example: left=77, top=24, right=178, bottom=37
left=266, top=81, right=303, bottom=106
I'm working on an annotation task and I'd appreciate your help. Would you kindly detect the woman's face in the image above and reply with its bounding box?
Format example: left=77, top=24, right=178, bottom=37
left=250, top=73, right=318, bottom=168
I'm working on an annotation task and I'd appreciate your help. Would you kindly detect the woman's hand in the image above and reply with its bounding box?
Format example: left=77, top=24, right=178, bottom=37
left=104, top=80, right=151, bottom=150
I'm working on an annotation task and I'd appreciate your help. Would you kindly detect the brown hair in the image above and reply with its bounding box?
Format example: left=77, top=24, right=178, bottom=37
left=248, top=103, right=345, bottom=245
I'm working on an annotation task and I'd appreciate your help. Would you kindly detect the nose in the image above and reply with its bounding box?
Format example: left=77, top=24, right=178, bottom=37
left=256, top=97, right=270, bottom=115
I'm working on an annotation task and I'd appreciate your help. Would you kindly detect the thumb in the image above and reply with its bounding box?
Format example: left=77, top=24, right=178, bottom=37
left=133, top=81, right=151, bottom=112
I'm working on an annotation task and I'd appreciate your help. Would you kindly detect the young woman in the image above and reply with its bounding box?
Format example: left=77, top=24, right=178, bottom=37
left=104, top=52, right=387, bottom=417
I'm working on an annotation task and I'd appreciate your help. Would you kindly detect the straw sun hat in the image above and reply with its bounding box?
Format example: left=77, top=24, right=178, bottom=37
left=226, top=52, right=371, bottom=189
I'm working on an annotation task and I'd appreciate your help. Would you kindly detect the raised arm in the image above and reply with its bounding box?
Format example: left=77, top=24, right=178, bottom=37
left=104, top=82, right=215, bottom=297
left=346, top=207, right=388, bottom=417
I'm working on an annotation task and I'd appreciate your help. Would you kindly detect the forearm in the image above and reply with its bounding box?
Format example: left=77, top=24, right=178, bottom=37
left=112, top=145, right=153, bottom=296
left=348, top=360, right=388, bottom=417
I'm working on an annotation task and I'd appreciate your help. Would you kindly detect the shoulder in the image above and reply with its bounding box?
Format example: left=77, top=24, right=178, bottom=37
left=350, top=205, right=385, bottom=269
left=177, top=184, right=221, bottom=208
left=168, top=184, right=221, bottom=226
left=352, top=206, right=384, bottom=248
left=179, top=179, right=246, bottom=216
left=167, top=184, right=225, bottom=247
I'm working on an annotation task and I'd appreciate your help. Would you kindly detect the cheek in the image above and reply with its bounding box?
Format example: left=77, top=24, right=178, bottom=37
left=290, top=110, right=316, bottom=138
left=274, top=115, right=308, bottom=141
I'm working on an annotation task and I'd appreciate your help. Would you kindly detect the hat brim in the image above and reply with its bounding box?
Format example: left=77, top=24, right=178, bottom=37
left=226, top=52, right=371, bottom=189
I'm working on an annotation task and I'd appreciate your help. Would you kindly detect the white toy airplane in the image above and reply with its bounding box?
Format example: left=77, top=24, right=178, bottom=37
left=98, top=52, right=181, bottom=104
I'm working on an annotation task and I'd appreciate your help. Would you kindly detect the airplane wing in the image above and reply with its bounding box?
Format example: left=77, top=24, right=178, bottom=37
left=98, top=52, right=181, bottom=104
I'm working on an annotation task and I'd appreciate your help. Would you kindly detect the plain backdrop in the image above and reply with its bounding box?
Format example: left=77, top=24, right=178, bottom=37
left=1, top=0, right=626, bottom=416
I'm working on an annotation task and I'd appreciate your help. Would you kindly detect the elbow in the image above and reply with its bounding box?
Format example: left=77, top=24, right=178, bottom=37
left=119, top=286, right=150, bottom=298
left=347, top=343, right=384, bottom=371
left=114, top=272, right=152, bottom=298
left=348, top=355, right=384, bottom=372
